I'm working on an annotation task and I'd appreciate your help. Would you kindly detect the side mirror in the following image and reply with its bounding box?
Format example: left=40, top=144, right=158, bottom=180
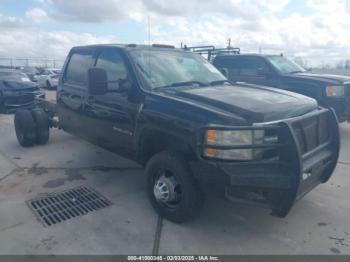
left=220, top=68, right=229, bottom=77
left=87, top=67, right=108, bottom=95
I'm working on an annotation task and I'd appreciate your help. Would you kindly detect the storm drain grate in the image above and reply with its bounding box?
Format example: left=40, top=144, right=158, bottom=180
left=27, top=186, right=112, bottom=227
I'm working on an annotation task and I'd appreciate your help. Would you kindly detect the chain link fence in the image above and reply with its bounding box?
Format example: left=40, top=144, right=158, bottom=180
left=0, top=58, right=65, bottom=69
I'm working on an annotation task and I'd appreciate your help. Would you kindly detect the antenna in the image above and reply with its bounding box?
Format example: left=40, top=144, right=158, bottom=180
left=147, top=15, right=151, bottom=79
left=227, top=38, right=231, bottom=48
left=148, top=16, right=151, bottom=46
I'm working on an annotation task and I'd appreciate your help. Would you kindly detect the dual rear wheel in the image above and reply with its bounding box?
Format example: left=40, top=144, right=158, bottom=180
left=14, top=108, right=50, bottom=147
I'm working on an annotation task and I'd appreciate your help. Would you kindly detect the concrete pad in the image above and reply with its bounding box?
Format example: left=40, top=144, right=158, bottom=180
left=0, top=108, right=349, bottom=255
left=339, top=123, right=350, bottom=164
left=0, top=112, right=156, bottom=254
left=0, top=153, right=17, bottom=180
left=0, top=163, right=157, bottom=254
left=0, top=114, right=138, bottom=169
left=159, top=123, right=350, bottom=255
left=159, top=163, right=350, bottom=255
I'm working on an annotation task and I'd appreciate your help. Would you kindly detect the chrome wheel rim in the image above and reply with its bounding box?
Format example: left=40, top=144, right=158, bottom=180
left=153, top=170, right=181, bottom=208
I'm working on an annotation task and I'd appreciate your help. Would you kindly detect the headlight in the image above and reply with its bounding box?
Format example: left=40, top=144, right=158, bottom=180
left=203, top=129, right=264, bottom=160
left=326, top=85, right=344, bottom=97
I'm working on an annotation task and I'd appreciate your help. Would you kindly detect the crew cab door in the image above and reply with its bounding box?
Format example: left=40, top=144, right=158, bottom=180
left=85, top=47, right=140, bottom=158
left=58, top=47, right=95, bottom=136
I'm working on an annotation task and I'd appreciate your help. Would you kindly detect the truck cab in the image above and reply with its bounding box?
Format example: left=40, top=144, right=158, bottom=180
left=14, top=44, right=340, bottom=223
left=211, top=53, right=350, bottom=122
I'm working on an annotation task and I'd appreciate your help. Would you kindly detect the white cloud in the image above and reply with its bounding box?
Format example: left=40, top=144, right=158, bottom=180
left=1, top=0, right=350, bottom=66
left=41, top=0, right=145, bottom=22
left=0, top=14, right=26, bottom=30
left=25, top=8, right=50, bottom=23
left=0, top=14, right=118, bottom=60
left=306, top=0, right=348, bottom=14
left=42, top=0, right=290, bottom=22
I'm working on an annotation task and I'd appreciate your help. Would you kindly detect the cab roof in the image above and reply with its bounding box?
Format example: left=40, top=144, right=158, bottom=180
left=71, top=43, right=181, bottom=52
left=214, top=53, right=283, bottom=59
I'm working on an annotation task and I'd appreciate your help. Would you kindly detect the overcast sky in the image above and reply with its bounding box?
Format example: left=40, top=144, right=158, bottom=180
left=0, top=0, right=349, bottom=66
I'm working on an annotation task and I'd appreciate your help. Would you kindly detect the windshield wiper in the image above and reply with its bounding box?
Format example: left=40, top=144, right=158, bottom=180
left=209, top=80, right=232, bottom=86
left=289, top=70, right=303, bottom=74
left=154, top=81, right=207, bottom=90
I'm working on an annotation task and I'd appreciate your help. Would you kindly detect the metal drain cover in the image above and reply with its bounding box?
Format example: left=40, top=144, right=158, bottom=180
left=27, top=186, right=112, bottom=227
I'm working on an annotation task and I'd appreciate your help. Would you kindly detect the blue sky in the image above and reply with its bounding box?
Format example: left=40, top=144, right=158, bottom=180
left=0, top=0, right=349, bottom=66
left=0, top=0, right=147, bottom=41
left=0, top=0, right=310, bottom=41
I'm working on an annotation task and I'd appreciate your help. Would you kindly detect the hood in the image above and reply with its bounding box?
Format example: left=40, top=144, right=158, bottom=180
left=290, top=72, right=350, bottom=85
left=0, top=80, right=39, bottom=91
left=160, top=84, right=318, bottom=123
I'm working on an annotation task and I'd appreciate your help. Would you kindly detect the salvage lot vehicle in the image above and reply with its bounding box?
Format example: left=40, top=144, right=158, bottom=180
left=21, top=66, right=41, bottom=82
left=36, top=68, right=61, bottom=90
left=13, top=44, right=340, bottom=223
left=0, top=69, right=45, bottom=113
left=186, top=46, right=350, bottom=122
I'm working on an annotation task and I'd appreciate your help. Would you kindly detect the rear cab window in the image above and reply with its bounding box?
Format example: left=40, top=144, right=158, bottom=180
left=239, top=57, right=267, bottom=76
left=213, top=56, right=271, bottom=78
left=213, top=56, right=241, bottom=77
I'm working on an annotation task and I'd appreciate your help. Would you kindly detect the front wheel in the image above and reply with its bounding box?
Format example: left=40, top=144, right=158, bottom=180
left=146, top=151, right=204, bottom=223
left=0, top=92, right=4, bottom=113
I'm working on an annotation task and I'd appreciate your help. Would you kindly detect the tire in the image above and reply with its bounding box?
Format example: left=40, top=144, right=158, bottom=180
left=46, top=80, right=52, bottom=90
left=31, top=108, right=50, bottom=145
left=0, top=92, right=4, bottom=113
left=146, top=151, right=204, bottom=223
left=14, top=110, right=36, bottom=147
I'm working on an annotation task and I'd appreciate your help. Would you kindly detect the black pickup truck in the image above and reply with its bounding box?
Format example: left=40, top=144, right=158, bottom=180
left=13, top=44, right=340, bottom=223
left=209, top=50, right=350, bottom=122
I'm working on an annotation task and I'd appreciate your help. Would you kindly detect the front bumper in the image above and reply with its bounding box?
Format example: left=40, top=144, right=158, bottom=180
left=191, top=108, right=340, bottom=217
left=325, top=97, right=350, bottom=122
left=3, top=90, right=45, bottom=113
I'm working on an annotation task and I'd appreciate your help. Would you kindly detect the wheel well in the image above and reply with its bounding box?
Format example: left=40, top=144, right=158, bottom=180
left=138, top=130, right=195, bottom=165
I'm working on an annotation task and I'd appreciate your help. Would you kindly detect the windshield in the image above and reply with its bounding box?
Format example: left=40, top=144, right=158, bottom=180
left=267, top=56, right=306, bottom=74
left=129, top=49, right=226, bottom=89
left=0, top=71, right=31, bottom=82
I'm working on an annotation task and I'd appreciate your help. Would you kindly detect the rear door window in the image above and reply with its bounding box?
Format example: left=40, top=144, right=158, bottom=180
left=65, top=49, right=94, bottom=86
left=213, top=56, right=240, bottom=76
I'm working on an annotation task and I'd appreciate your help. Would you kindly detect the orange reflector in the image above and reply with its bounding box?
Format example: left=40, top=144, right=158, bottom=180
left=206, top=130, right=217, bottom=143
left=205, top=148, right=217, bottom=157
